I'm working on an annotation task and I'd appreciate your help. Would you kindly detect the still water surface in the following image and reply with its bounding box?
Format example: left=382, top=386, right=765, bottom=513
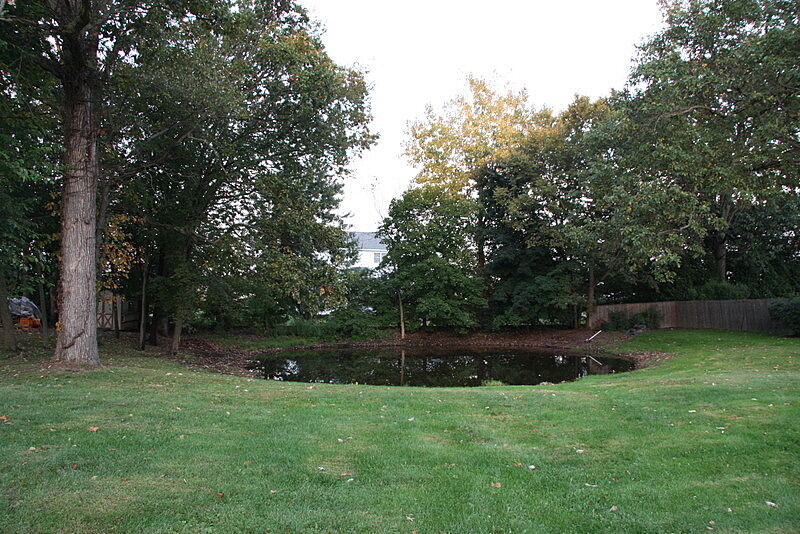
left=248, top=347, right=634, bottom=387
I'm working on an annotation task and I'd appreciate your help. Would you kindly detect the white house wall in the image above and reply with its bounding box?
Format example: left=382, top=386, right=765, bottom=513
left=355, top=249, right=387, bottom=269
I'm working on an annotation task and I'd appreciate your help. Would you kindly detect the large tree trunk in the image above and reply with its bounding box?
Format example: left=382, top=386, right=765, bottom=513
left=54, top=71, right=99, bottom=365
left=50, top=0, right=101, bottom=364
left=0, top=271, right=17, bottom=353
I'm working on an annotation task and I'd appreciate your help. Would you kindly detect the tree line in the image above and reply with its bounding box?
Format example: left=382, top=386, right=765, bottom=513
left=374, top=0, right=799, bottom=332
left=1, top=0, right=797, bottom=357
left=1, top=0, right=373, bottom=362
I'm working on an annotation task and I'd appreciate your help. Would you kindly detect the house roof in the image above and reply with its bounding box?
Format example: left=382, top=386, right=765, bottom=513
left=350, top=231, right=386, bottom=251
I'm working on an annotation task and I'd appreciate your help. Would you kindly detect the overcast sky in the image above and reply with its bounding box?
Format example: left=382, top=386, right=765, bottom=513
left=300, top=0, right=666, bottom=231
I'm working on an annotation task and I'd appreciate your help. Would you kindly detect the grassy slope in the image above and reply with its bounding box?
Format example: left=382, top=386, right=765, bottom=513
left=0, top=330, right=798, bottom=533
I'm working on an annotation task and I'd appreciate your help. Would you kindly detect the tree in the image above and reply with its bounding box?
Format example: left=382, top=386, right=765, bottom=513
left=622, top=0, right=800, bottom=281
left=477, top=150, right=578, bottom=329
left=645, top=188, right=800, bottom=301
left=0, top=37, right=59, bottom=351
left=109, top=2, right=372, bottom=341
left=378, top=186, right=486, bottom=331
left=405, top=76, right=545, bottom=196
left=486, top=96, right=708, bottom=319
left=0, top=0, right=223, bottom=364
left=405, top=76, right=552, bottom=272
left=2, top=1, right=373, bottom=357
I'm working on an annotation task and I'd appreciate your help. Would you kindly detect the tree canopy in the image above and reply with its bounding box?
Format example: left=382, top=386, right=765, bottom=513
left=1, top=0, right=373, bottom=358
left=387, top=0, right=799, bottom=329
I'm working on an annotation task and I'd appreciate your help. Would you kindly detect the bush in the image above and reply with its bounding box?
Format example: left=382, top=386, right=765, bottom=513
left=272, top=317, right=329, bottom=338
left=603, top=306, right=662, bottom=331
left=324, top=308, right=382, bottom=341
left=605, top=311, right=631, bottom=331
left=769, top=298, right=800, bottom=336
left=686, top=281, right=751, bottom=300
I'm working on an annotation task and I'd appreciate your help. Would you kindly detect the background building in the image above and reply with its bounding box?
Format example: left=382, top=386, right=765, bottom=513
left=351, top=231, right=387, bottom=269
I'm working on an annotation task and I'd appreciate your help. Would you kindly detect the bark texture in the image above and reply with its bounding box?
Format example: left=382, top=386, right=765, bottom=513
left=54, top=66, right=99, bottom=364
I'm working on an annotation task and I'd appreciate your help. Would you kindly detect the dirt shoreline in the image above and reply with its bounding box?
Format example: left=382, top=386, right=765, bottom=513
left=175, top=329, right=676, bottom=376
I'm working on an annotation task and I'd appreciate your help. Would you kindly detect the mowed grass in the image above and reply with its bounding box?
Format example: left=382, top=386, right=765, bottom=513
left=1, top=330, right=798, bottom=533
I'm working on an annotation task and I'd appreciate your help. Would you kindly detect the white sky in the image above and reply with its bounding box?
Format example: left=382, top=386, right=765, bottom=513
left=300, top=0, right=665, bottom=231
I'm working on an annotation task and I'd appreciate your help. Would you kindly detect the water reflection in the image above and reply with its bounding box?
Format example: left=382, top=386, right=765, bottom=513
left=247, top=347, right=634, bottom=387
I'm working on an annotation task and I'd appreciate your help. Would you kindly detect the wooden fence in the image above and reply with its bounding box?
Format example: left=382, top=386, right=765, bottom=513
left=588, top=298, right=786, bottom=333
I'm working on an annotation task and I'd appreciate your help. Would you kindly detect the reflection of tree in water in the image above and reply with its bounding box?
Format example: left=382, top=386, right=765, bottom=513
left=248, top=348, right=633, bottom=387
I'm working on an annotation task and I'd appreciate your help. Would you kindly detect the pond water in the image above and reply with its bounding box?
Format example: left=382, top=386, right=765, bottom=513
left=247, top=347, right=634, bottom=387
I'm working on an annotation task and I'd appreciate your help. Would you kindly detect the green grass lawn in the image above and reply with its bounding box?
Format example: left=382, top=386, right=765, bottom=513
left=1, top=330, right=798, bottom=533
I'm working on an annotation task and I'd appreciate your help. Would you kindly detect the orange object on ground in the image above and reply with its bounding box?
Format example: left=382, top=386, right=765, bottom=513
left=18, top=317, right=41, bottom=330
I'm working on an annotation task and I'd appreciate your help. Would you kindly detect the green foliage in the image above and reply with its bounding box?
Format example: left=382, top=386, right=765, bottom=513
left=686, top=281, right=751, bottom=301
left=604, top=307, right=662, bottom=331
left=271, top=318, right=332, bottom=339
left=405, top=76, right=544, bottom=195
left=481, top=95, right=708, bottom=323
left=3, top=0, right=373, bottom=342
left=621, top=0, right=800, bottom=282
left=0, top=37, right=60, bottom=294
left=379, top=186, right=487, bottom=331
left=323, top=308, right=382, bottom=341
left=97, top=1, right=372, bottom=335
left=477, top=146, right=580, bottom=329
left=769, top=298, right=800, bottom=335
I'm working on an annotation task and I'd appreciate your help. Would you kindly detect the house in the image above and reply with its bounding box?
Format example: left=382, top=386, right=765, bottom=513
left=350, top=231, right=387, bottom=269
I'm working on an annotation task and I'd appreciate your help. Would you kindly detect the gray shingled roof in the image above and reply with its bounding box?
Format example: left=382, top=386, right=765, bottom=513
left=350, top=231, right=386, bottom=251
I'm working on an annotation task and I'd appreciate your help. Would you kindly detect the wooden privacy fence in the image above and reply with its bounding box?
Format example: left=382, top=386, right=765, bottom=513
left=588, top=298, right=785, bottom=333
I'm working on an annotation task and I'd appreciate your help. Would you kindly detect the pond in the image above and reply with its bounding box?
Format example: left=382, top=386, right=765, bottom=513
left=247, top=346, right=634, bottom=387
